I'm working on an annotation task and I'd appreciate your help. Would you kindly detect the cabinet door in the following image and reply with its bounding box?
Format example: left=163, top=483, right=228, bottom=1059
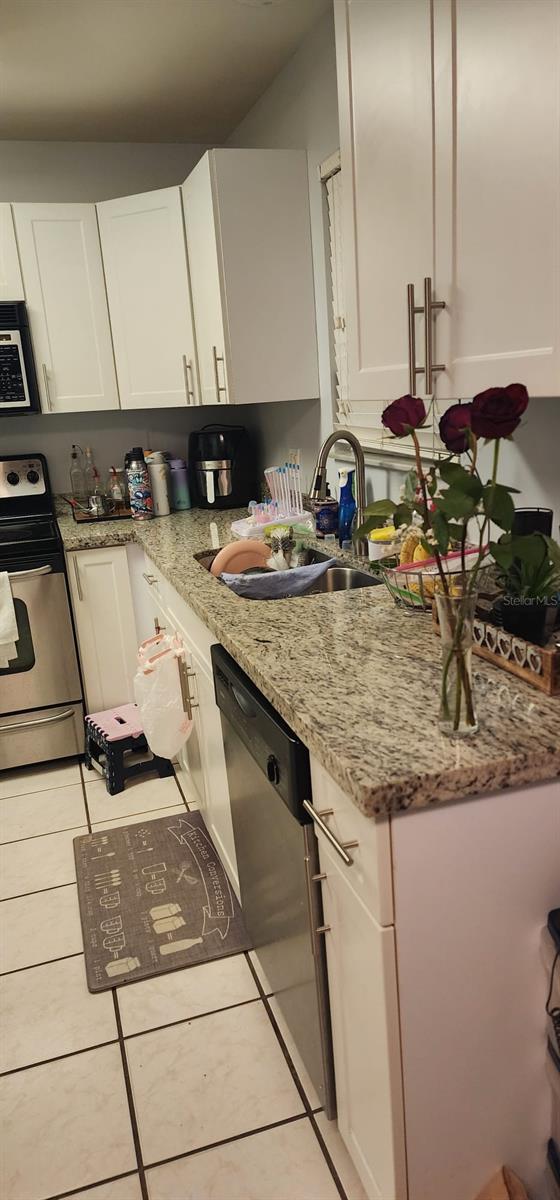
left=318, top=836, right=406, bottom=1200
left=182, top=157, right=229, bottom=406
left=67, top=547, right=138, bottom=713
left=191, top=656, right=239, bottom=894
left=0, top=205, right=24, bottom=300
left=434, top=0, right=560, bottom=397
left=13, top=204, right=119, bottom=413
left=97, top=188, right=199, bottom=409
left=335, top=0, right=435, bottom=401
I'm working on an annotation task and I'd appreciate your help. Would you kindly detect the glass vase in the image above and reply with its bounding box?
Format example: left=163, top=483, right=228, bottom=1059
left=435, top=591, right=479, bottom=738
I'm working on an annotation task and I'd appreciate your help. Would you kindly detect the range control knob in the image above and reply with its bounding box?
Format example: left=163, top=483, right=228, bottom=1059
left=27, top=469, right=40, bottom=484
left=6, top=471, right=19, bottom=486
left=266, top=755, right=280, bottom=785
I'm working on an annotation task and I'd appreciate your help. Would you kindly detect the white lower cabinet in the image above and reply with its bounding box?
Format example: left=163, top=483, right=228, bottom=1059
left=66, top=546, right=138, bottom=714
left=136, top=557, right=239, bottom=894
left=318, top=834, right=407, bottom=1200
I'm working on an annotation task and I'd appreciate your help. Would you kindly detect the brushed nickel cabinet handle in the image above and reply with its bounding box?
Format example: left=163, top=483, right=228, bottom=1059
left=142, top=573, right=158, bottom=586
left=407, top=284, right=425, bottom=395
left=73, top=557, right=83, bottom=601
left=154, top=617, right=166, bottom=635
left=303, top=799, right=358, bottom=866
left=316, top=925, right=331, bottom=934
left=0, top=707, right=74, bottom=733
left=423, top=276, right=445, bottom=394
left=42, top=363, right=53, bottom=412
left=182, top=355, right=196, bottom=405
left=8, top=564, right=52, bottom=580
left=212, top=345, right=227, bottom=403
left=177, top=654, right=199, bottom=720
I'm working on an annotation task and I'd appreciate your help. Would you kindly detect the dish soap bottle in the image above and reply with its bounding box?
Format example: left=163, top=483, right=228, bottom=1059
left=69, top=444, right=86, bottom=503
left=337, top=468, right=356, bottom=547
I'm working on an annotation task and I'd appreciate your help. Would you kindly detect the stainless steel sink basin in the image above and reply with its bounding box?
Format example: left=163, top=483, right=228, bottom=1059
left=308, top=565, right=380, bottom=593
left=195, top=546, right=382, bottom=596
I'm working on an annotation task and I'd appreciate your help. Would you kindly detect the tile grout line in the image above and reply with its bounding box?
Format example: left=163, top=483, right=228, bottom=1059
left=244, top=951, right=348, bottom=1200
left=1, top=879, right=80, bottom=904
left=0, top=949, right=84, bottom=977
left=112, top=989, right=149, bottom=1200
left=123, top=993, right=262, bottom=1041
left=0, top=1036, right=120, bottom=1078
left=0, top=821, right=89, bottom=847
left=141, top=1111, right=311, bottom=1174
left=78, top=761, right=92, bottom=833
left=40, top=1168, right=141, bottom=1200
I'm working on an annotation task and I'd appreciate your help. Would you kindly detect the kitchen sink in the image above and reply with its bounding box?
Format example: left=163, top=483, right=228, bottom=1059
left=195, top=547, right=382, bottom=595
left=307, top=564, right=379, bottom=593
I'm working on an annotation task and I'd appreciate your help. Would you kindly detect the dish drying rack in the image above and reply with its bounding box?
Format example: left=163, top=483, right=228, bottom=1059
left=232, top=452, right=311, bottom=539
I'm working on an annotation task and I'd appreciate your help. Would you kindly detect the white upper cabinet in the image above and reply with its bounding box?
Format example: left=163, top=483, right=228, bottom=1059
left=434, top=0, right=560, bottom=397
left=97, top=187, right=199, bottom=409
left=335, top=0, right=560, bottom=403
left=334, top=0, right=435, bottom=401
left=182, top=149, right=319, bottom=406
left=0, top=205, right=24, bottom=301
left=181, top=157, right=228, bottom=406
left=12, top=203, right=119, bottom=413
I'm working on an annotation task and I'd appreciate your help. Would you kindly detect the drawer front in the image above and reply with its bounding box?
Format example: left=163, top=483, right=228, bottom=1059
left=309, top=756, right=393, bottom=926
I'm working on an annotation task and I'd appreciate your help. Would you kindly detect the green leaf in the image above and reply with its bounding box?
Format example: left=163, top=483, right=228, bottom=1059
left=436, top=490, right=478, bottom=519
left=490, top=533, right=551, bottom=571
left=403, top=470, right=418, bottom=504
left=362, top=499, right=396, bottom=518
left=438, top=461, right=471, bottom=486
left=544, top=535, right=560, bottom=572
left=354, top=515, right=391, bottom=540
left=438, top=462, right=483, bottom=502
left=431, top=509, right=450, bottom=556
left=447, top=522, right=467, bottom=543
left=393, top=503, right=414, bottom=528
left=483, top=484, right=515, bottom=531
left=489, top=538, right=515, bottom=570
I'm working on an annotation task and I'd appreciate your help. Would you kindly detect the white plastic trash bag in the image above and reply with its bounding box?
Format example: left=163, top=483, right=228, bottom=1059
left=134, top=633, right=193, bottom=760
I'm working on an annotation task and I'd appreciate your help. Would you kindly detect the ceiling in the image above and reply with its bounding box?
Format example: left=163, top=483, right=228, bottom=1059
left=0, top=0, right=330, bottom=142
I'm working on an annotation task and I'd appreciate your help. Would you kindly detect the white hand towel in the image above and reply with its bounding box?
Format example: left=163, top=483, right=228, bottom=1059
left=0, top=572, right=18, bottom=668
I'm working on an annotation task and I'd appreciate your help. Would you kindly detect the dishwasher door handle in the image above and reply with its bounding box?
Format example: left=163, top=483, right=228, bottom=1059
left=303, top=799, right=358, bottom=866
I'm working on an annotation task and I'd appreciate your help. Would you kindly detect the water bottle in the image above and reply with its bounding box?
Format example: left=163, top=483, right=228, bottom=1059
left=124, top=448, right=154, bottom=520
left=145, top=452, right=171, bottom=517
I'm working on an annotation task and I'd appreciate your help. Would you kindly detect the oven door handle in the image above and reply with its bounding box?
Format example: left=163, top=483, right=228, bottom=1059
left=7, top=564, right=53, bottom=580
left=0, top=707, right=75, bottom=734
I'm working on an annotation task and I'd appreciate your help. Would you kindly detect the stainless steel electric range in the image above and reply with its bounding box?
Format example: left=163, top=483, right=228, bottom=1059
left=0, top=454, right=83, bottom=771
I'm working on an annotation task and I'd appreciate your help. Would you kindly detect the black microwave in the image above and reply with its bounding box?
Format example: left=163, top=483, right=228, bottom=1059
left=0, top=302, right=40, bottom=415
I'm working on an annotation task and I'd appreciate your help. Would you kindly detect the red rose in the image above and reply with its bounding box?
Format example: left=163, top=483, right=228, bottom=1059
left=471, top=384, right=529, bottom=439
left=382, top=394, right=426, bottom=437
left=439, top=403, right=473, bottom=453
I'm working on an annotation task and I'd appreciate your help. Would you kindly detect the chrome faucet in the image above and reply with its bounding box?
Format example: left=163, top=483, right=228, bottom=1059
left=310, top=429, right=368, bottom=557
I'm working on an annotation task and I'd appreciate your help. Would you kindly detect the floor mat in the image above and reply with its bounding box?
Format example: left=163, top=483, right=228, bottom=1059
left=74, top=810, right=250, bottom=992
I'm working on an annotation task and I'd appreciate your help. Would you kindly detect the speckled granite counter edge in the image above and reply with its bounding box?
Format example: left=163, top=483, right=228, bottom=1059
left=57, top=510, right=560, bottom=819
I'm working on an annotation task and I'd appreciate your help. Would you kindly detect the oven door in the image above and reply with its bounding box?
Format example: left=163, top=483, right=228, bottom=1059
left=0, top=561, right=82, bottom=716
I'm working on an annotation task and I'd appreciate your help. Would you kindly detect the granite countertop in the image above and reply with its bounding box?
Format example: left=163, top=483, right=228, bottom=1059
left=57, top=507, right=560, bottom=819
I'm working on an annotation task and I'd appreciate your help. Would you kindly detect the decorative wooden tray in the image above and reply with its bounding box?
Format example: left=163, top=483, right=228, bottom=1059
left=432, top=605, right=560, bottom=696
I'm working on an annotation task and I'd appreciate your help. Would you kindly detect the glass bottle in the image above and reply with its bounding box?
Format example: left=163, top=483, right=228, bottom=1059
left=69, top=444, right=86, bottom=502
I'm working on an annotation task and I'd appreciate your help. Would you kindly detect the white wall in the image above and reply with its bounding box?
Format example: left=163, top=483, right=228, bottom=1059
left=227, top=8, right=340, bottom=481
left=0, top=141, right=207, bottom=201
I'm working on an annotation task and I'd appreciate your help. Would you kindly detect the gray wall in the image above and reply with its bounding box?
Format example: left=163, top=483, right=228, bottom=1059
left=227, top=8, right=340, bottom=482
left=0, top=141, right=207, bottom=202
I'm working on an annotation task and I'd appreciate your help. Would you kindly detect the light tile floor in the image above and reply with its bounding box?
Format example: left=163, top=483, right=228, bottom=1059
left=0, top=759, right=368, bottom=1200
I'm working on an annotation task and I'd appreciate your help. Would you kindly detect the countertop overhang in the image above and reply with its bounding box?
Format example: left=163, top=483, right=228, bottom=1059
left=58, top=507, right=560, bottom=818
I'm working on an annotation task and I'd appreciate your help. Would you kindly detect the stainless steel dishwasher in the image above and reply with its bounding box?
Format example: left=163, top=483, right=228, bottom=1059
left=211, top=643, right=336, bottom=1119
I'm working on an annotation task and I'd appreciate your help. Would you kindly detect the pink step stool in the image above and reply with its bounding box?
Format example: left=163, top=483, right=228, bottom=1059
left=84, top=703, right=173, bottom=796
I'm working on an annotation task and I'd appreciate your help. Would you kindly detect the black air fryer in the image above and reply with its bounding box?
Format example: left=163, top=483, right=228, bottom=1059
left=188, top=425, right=258, bottom=510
